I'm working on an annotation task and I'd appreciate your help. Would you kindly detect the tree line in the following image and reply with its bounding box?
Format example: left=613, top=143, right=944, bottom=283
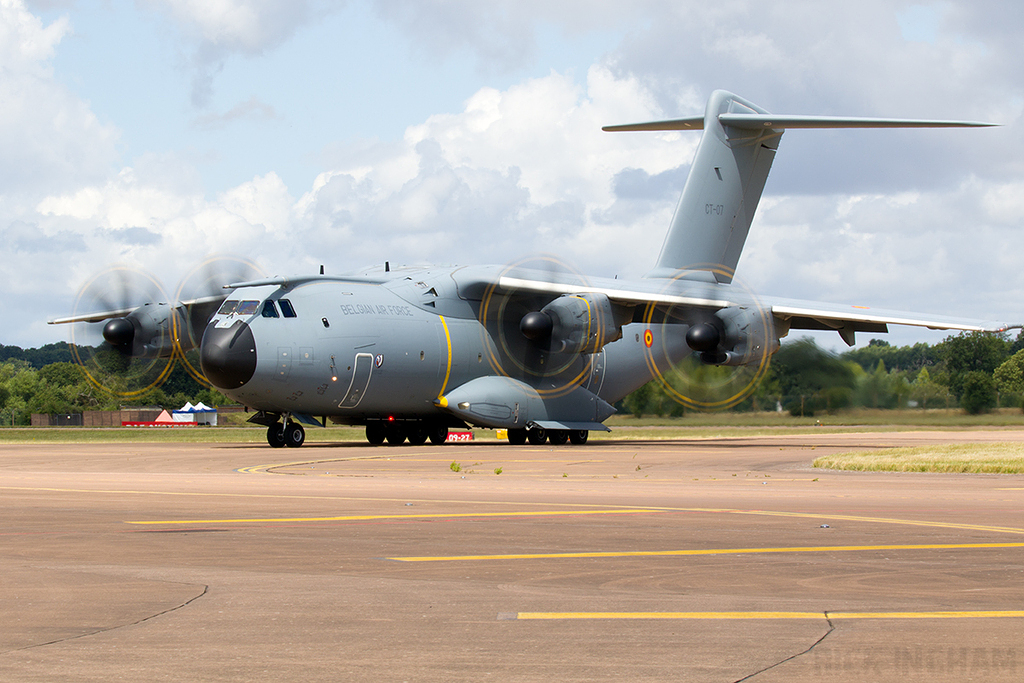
left=0, top=345, right=225, bottom=426
left=4, top=331, right=1024, bottom=425
left=622, top=331, right=1024, bottom=417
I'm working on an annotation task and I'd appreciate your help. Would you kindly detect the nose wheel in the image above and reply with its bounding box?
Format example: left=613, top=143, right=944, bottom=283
left=267, top=423, right=286, bottom=448
left=267, top=421, right=306, bottom=448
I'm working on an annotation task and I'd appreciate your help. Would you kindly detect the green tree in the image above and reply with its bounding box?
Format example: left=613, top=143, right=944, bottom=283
left=771, top=338, right=856, bottom=416
left=994, top=349, right=1024, bottom=396
left=937, top=332, right=1009, bottom=399
left=910, top=367, right=949, bottom=409
left=843, top=339, right=939, bottom=373
left=623, top=381, right=655, bottom=418
left=960, top=371, right=996, bottom=415
left=858, top=360, right=893, bottom=408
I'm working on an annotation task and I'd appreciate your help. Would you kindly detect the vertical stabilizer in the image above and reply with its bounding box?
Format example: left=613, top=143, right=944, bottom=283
left=648, top=90, right=779, bottom=282
left=603, top=91, right=995, bottom=284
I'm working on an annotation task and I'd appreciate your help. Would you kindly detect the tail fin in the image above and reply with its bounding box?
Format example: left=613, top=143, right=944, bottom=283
left=604, top=90, right=995, bottom=284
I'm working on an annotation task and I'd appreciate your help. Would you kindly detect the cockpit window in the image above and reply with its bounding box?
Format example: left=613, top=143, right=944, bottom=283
left=279, top=299, right=297, bottom=318
left=217, top=300, right=239, bottom=315
left=235, top=300, right=260, bottom=316
left=261, top=300, right=279, bottom=318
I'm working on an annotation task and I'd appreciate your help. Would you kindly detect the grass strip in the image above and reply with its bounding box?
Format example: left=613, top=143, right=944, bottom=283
left=813, top=443, right=1024, bottom=473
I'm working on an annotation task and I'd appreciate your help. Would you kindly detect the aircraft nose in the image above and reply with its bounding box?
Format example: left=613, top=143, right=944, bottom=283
left=200, top=320, right=257, bottom=389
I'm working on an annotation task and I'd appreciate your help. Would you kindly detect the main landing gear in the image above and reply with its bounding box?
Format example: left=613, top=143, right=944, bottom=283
left=267, top=421, right=305, bottom=448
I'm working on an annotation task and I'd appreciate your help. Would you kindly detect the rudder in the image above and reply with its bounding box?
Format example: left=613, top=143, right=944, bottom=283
left=647, top=90, right=780, bottom=283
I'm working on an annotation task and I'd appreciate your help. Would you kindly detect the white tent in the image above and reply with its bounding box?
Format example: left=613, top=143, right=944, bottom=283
left=172, top=402, right=218, bottom=426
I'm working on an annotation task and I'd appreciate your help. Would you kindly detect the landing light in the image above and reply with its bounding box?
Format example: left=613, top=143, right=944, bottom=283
left=458, top=402, right=470, bottom=410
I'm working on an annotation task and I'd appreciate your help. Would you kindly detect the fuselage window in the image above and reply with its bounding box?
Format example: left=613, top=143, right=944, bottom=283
left=235, top=300, right=260, bottom=316
left=261, top=300, right=279, bottom=318
left=279, top=299, right=297, bottom=318
left=218, top=300, right=239, bottom=315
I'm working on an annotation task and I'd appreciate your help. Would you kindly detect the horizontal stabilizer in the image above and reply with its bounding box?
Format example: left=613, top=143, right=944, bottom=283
left=603, top=116, right=705, bottom=132
left=719, top=114, right=997, bottom=130
left=603, top=114, right=997, bottom=133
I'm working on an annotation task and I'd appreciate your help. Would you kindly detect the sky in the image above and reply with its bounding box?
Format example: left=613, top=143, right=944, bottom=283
left=3, top=0, right=1023, bottom=352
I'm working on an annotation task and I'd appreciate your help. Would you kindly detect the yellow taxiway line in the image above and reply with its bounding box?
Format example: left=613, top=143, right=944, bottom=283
left=388, top=541, right=1024, bottom=562
left=125, top=508, right=659, bottom=525
left=513, top=610, right=1024, bottom=620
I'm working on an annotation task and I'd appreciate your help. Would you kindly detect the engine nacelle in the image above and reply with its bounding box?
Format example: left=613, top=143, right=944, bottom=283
left=527, top=293, right=622, bottom=355
left=102, top=303, right=185, bottom=359
left=687, top=305, right=778, bottom=367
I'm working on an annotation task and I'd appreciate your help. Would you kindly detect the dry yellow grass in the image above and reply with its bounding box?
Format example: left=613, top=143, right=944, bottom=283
left=813, top=443, right=1024, bottom=473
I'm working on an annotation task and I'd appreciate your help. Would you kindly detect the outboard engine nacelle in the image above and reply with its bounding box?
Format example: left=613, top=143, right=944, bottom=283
left=685, top=305, right=778, bottom=367
left=102, top=303, right=184, bottom=359
left=520, top=293, right=622, bottom=355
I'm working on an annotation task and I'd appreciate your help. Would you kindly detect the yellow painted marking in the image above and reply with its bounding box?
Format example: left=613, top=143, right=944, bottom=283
left=7, top=481, right=1024, bottom=538
left=126, top=508, right=658, bottom=526
left=283, top=458, right=603, bottom=464
left=388, top=542, right=1024, bottom=562
left=514, top=611, right=1024, bottom=620
left=724, top=509, right=1024, bottom=536
left=438, top=314, right=452, bottom=399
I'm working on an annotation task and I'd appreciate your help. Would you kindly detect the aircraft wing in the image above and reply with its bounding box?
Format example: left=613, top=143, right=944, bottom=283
left=765, top=296, right=1019, bottom=346
left=47, top=295, right=225, bottom=326
left=49, top=307, right=141, bottom=325
left=496, top=276, right=732, bottom=309
left=482, top=271, right=1019, bottom=346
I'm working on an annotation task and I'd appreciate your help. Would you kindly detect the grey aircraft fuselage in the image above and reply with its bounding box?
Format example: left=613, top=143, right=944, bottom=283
left=202, top=263, right=700, bottom=432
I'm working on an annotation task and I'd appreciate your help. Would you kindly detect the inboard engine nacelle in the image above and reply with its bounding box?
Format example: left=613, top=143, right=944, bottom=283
left=519, top=292, right=623, bottom=355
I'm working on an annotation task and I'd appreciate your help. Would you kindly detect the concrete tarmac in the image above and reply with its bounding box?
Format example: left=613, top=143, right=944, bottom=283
left=2, top=430, right=1024, bottom=681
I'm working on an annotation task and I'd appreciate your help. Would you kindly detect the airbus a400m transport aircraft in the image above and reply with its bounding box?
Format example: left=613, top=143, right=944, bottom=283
left=52, top=91, right=1016, bottom=448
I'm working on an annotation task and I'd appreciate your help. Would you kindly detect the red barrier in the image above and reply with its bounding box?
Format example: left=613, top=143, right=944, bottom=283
left=121, top=422, right=197, bottom=427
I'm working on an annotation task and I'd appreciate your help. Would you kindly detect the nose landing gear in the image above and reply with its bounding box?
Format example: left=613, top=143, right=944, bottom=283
left=266, top=418, right=305, bottom=448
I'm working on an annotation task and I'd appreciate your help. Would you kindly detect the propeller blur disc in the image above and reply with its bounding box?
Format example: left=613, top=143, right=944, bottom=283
left=68, top=267, right=176, bottom=398
left=172, top=256, right=264, bottom=387
left=479, top=255, right=597, bottom=398
left=641, top=264, right=772, bottom=411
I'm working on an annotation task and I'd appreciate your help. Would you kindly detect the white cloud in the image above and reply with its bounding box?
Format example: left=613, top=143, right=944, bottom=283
left=295, top=66, right=690, bottom=274
left=0, top=0, right=118, bottom=193
left=141, top=0, right=326, bottom=52
left=140, top=0, right=335, bottom=106
left=25, top=66, right=685, bottom=346
left=6, top=0, right=1024, bottom=352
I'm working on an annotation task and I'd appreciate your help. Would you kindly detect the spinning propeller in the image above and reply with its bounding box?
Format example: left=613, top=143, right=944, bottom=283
left=173, top=257, right=263, bottom=387
left=482, top=257, right=774, bottom=411
left=479, top=255, right=605, bottom=399
left=640, top=265, right=774, bottom=411
left=60, top=257, right=263, bottom=397
left=67, top=267, right=177, bottom=397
